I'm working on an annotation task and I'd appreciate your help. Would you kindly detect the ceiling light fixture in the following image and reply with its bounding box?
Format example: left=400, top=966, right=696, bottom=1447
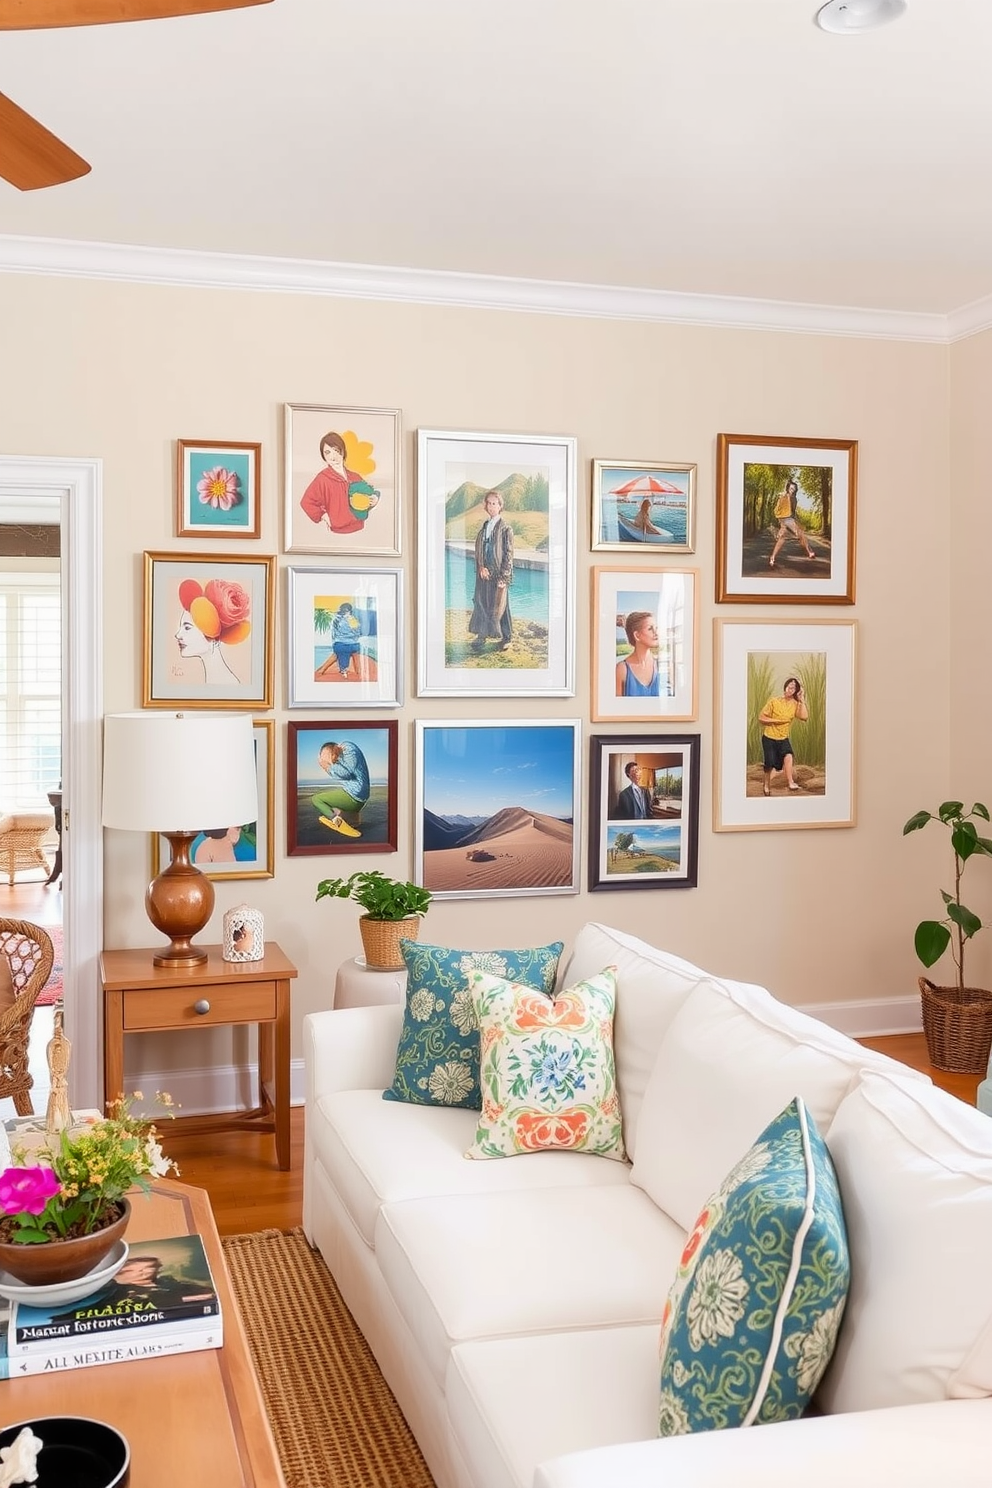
left=815, top=0, right=906, bottom=32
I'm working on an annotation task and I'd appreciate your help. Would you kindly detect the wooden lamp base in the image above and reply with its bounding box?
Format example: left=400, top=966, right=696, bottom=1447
left=146, top=831, right=215, bottom=967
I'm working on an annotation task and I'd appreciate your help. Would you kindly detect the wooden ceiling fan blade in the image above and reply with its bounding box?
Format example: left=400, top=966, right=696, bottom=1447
left=0, top=91, right=90, bottom=190
left=0, top=0, right=272, bottom=28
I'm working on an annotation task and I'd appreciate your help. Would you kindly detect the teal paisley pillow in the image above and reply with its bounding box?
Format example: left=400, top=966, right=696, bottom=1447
left=657, top=1096, right=849, bottom=1436
left=382, top=940, right=564, bottom=1109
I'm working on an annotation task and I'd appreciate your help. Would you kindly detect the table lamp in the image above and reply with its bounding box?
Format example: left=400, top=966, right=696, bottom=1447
left=102, top=711, right=258, bottom=967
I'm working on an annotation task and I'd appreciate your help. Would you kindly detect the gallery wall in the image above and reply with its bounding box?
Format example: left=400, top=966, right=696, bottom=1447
left=0, top=268, right=959, bottom=1101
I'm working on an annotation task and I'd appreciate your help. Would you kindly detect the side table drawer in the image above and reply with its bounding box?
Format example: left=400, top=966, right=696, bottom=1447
left=122, top=982, right=277, bottom=1030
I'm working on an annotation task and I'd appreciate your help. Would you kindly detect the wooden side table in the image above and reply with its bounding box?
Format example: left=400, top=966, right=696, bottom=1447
left=100, top=944, right=297, bottom=1170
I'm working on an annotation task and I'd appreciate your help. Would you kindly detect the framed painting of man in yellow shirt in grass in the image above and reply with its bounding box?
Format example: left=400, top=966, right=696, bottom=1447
left=714, top=619, right=857, bottom=831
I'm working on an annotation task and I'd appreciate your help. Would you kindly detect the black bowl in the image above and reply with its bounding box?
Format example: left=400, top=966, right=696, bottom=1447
left=0, top=1417, right=129, bottom=1488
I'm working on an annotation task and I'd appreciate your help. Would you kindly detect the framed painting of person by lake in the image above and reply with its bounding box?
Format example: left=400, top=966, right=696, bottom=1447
left=589, top=733, right=700, bottom=891
left=591, top=566, right=698, bottom=722
left=284, top=403, right=401, bottom=558
left=176, top=439, right=261, bottom=539
left=151, top=719, right=274, bottom=880
left=286, top=565, right=403, bottom=708
left=591, top=459, right=696, bottom=553
left=714, top=619, right=857, bottom=832
left=142, top=552, right=275, bottom=708
left=715, top=434, right=857, bottom=603
left=415, top=719, right=581, bottom=898
left=416, top=429, right=577, bottom=697
left=286, top=719, right=398, bottom=856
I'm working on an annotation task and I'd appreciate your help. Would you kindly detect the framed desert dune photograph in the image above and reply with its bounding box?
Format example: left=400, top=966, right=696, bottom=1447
left=415, top=719, right=581, bottom=899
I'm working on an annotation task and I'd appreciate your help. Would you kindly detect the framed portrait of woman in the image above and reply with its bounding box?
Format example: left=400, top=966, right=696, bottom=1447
left=591, top=566, right=698, bottom=723
left=142, top=551, right=276, bottom=708
left=284, top=403, right=401, bottom=558
left=416, top=428, right=577, bottom=697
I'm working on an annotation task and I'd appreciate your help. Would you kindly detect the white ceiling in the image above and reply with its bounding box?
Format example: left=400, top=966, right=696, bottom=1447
left=0, top=0, right=989, bottom=323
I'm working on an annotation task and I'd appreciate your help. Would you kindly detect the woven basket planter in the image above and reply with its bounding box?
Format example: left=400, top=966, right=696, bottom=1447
left=359, top=915, right=421, bottom=971
left=919, top=976, right=992, bottom=1074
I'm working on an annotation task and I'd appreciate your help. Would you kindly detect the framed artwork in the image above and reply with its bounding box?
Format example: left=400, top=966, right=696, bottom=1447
left=588, top=733, right=700, bottom=891
left=151, top=719, right=274, bottom=880
left=715, top=433, right=857, bottom=603
left=714, top=618, right=857, bottom=831
left=142, top=551, right=275, bottom=708
left=286, top=565, right=403, bottom=709
left=416, top=428, right=577, bottom=697
left=176, top=439, right=261, bottom=539
left=286, top=719, right=398, bottom=856
left=284, top=403, right=401, bottom=557
left=415, top=719, right=581, bottom=899
left=591, top=459, right=696, bottom=553
left=591, top=565, right=698, bottom=723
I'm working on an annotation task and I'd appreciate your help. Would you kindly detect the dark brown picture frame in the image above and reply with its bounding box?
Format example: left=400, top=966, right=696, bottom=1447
left=286, top=719, right=398, bottom=857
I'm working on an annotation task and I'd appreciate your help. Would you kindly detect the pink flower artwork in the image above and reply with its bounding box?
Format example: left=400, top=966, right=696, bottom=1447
left=197, top=466, right=242, bottom=511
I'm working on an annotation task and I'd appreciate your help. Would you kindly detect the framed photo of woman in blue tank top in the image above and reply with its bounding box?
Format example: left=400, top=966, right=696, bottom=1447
left=591, top=566, right=698, bottom=723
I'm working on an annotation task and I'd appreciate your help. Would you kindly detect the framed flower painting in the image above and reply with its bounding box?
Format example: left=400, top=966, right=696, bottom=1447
left=176, top=440, right=261, bottom=539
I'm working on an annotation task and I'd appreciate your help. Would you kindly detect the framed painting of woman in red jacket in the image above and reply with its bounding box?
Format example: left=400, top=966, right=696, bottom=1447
left=284, top=403, right=401, bottom=557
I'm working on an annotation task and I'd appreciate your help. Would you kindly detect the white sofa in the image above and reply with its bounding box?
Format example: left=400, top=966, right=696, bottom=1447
left=302, top=922, right=992, bottom=1488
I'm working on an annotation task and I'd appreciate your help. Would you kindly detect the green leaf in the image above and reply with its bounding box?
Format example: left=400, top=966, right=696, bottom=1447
left=947, top=903, right=983, bottom=938
left=974, top=803, right=991, bottom=821
left=976, top=836, right=992, bottom=855
left=953, top=823, right=979, bottom=860
left=938, top=801, right=965, bottom=822
left=903, top=811, right=931, bottom=834
left=940, top=889, right=954, bottom=906
left=915, top=921, right=951, bottom=967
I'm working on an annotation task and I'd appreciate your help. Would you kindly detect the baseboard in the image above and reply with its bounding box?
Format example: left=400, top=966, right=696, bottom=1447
left=804, top=995, right=923, bottom=1039
left=122, top=1057, right=307, bottom=1118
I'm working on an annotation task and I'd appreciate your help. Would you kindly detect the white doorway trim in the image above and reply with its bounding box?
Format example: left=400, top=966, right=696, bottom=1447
left=0, top=455, right=103, bottom=1108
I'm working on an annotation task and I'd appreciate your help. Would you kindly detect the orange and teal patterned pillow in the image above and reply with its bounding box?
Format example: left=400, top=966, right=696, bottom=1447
left=657, top=1096, right=849, bottom=1435
left=465, top=964, right=625, bottom=1160
left=382, top=940, right=564, bottom=1109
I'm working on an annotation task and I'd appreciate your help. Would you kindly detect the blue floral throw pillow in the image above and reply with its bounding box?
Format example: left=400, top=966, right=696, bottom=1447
left=382, top=940, right=564, bottom=1109
left=657, top=1096, right=849, bottom=1436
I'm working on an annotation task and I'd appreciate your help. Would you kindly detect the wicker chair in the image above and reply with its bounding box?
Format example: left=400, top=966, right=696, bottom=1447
left=0, top=918, right=54, bottom=1116
left=0, top=810, right=55, bottom=886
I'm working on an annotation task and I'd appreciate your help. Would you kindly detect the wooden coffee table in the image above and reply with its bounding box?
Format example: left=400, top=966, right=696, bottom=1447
left=3, top=1179, right=285, bottom=1487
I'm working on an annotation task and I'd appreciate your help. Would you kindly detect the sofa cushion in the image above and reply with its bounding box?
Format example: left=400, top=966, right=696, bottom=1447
left=630, top=973, right=924, bottom=1231
left=448, top=1325, right=662, bottom=1488
left=658, top=1096, right=849, bottom=1434
left=817, top=1070, right=992, bottom=1413
left=561, top=923, right=714, bottom=1158
left=466, top=965, right=624, bottom=1161
left=375, top=1185, right=681, bottom=1388
left=311, top=1088, right=631, bottom=1246
left=383, top=940, right=564, bottom=1110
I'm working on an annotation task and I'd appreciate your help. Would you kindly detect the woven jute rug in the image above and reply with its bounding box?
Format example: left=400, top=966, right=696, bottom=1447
left=222, top=1227, right=436, bottom=1488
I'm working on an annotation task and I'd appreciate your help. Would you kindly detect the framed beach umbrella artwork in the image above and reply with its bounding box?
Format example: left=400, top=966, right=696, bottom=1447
left=591, top=459, right=696, bottom=553
left=414, top=719, right=581, bottom=898
left=416, top=429, right=577, bottom=697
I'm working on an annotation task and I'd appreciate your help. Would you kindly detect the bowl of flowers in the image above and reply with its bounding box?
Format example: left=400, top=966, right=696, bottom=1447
left=0, top=1092, right=178, bottom=1287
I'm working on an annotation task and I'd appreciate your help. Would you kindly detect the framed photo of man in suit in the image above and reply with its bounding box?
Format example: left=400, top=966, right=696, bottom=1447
left=589, top=734, right=700, bottom=892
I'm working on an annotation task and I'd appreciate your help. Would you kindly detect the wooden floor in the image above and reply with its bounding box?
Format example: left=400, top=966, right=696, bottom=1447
left=1, top=877, right=985, bottom=1235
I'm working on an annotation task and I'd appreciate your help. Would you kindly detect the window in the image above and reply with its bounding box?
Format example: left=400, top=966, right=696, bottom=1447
left=0, top=572, right=61, bottom=808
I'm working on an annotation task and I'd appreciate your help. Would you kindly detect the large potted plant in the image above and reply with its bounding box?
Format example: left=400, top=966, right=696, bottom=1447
left=903, top=799, right=992, bottom=1072
left=316, top=870, right=432, bottom=970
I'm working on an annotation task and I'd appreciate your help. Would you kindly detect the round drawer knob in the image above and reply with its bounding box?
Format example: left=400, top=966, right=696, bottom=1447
left=193, top=998, right=211, bottom=1015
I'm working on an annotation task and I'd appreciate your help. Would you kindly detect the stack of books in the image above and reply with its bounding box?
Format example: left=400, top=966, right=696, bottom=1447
left=0, top=1234, right=223, bottom=1378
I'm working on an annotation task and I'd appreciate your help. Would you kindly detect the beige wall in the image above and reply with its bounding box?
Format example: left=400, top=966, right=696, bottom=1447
left=0, top=271, right=957, bottom=1084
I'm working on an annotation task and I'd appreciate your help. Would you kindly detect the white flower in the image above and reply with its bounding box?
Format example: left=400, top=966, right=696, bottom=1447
left=785, top=1300, right=846, bottom=1393
left=719, top=1141, right=772, bottom=1198
left=657, top=1389, right=691, bottom=1437
left=428, top=1062, right=473, bottom=1104
left=686, top=1249, right=749, bottom=1350
left=449, top=989, right=477, bottom=1035
left=143, top=1135, right=174, bottom=1179
left=460, top=952, right=509, bottom=979
left=409, top=988, right=435, bottom=1022
left=671, top=1359, right=690, bottom=1387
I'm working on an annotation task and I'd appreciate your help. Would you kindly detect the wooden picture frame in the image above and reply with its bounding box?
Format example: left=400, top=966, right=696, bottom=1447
left=284, top=403, right=401, bottom=557
left=715, top=433, right=857, bottom=603
left=589, top=733, right=700, bottom=891
left=286, top=719, right=398, bottom=856
left=142, top=551, right=275, bottom=708
left=151, top=719, right=274, bottom=880
left=176, top=439, right=261, bottom=539
left=591, top=459, right=696, bottom=553
left=285, top=565, right=403, bottom=709
left=591, top=565, right=698, bottom=722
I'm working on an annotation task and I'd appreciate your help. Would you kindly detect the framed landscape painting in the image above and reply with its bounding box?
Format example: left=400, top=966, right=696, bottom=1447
left=415, top=719, right=581, bottom=898
left=287, top=719, right=398, bottom=856
left=284, top=403, right=401, bottom=557
left=176, top=439, right=261, bottom=539
left=591, top=459, right=696, bottom=553
left=588, top=733, right=700, bottom=891
left=416, top=429, right=577, bottom=697
left=152, top=719, right=274, bottom=880
left=286, top=565, right=403, bottom=708
left=591, top=566, right=698, bottom=722
left=714, top=618, right=857, bottom=831
left=715, top=433, right=857, bottom=603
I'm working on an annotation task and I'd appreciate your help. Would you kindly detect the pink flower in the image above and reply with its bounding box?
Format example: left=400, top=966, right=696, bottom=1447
left=203, top=579, right=251, bottom=631
left=0, top=1165, right=61, bottom=1217
left=197, top=466, right=241, bottom=511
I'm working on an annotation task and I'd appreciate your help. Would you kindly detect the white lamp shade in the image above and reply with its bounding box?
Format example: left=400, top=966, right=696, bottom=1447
left=102, top=712, right=258, bottom=833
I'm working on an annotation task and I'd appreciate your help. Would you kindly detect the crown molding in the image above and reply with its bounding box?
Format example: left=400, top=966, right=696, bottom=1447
left=0, top=232, right=953, bottom=343
left=946, top=291, right=992, bottom=343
